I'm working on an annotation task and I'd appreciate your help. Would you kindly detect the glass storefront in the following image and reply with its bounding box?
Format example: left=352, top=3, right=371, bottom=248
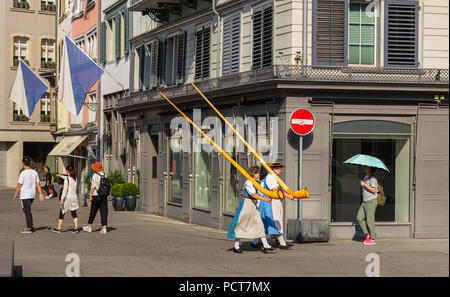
left=169, top=128, right=183, bottom=204
left=193, top=136, right=211, bottom=209
left=331, top=121, right=411, bottom=223
left=224, top=130, right=239, bottom=213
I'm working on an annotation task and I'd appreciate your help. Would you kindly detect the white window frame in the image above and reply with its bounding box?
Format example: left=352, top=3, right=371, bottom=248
left=13, top=36, right=29, bottom=64
left=348, top=1, right=377, bottom=66
left=41, top=39, right=55, bottom=65
left=40, top=93, right=51, bottom=122
left=86, top=28, right=97, bottom=60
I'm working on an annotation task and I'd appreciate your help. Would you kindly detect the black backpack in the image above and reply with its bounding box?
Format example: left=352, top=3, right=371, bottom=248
left=96, top=173, right=111, bottom=197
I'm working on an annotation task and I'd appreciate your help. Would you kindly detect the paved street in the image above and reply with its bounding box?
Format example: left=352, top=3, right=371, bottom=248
left=0, top=187, right=448, bottom=277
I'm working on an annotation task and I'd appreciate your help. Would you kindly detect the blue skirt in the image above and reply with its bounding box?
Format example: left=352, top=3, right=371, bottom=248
left=258, top=200, right=283, bottom=235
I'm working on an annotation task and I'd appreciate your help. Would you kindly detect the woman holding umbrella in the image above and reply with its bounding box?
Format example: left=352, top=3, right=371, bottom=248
left=344, top=154, right=390, bottom=246
left=357, top=166, right=378, bottom=246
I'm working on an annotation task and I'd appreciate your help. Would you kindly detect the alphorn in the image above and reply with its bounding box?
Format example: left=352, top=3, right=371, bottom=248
left=191, top=82, right=309, bottom=199
left=159, top=91, right=300, bottom=199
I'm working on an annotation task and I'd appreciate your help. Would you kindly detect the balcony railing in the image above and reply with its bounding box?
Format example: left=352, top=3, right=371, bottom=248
left=118, top=65, right=449, bottom=108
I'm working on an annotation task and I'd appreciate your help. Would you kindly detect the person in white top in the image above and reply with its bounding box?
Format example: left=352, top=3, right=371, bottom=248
left=83, top=161, right=108, bottom=234
left=257, top=162, right=294, bottom=249
left=13, top=156, right=44, bottom=234
left=227, top=166, right=275, bottom=254
left=51, top=165, right=80, bottom=233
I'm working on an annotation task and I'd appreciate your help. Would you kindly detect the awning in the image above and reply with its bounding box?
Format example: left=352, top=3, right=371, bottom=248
left=48, top=136, right=89, bottom=159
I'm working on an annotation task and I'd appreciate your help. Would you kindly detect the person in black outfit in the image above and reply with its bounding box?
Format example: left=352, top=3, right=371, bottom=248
left=83, top=162, right=108, bottom=234
left=44, top=166, right=55, bottom=199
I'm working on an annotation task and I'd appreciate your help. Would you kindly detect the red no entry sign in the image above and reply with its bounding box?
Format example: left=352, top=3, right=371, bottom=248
left=289, top=108, right=315, bottom=136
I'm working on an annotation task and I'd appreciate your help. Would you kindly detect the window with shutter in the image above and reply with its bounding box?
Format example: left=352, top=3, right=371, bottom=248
left=384, top=0, right=418, bottom=68
left=124, top=9, right=130, bottom=55
left=222, top=14, right=241, bottom=76
left=252, top=5, right=273, bottom=70
left=100, top=21, right=106, bottom=64
left=158, top=40, right=166, bottom=86
left=313, top=0, right=348, bottom=66
left=115, top=14, right=121, bottom=60
left=138, top=47, right=144, bottom=90
left=175, top=32, right=186, bottom=84
left=195, top=25, right=211, bottom=80
left=150, top=40, right=159, bottom=89
left=144, top=44, right=151, bottom=89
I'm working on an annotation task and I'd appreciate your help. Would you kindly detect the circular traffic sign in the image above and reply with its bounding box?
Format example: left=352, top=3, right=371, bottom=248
left=289, top=108, right=315, bottom=136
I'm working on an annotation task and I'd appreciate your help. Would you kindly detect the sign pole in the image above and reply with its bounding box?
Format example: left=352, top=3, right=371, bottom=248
left=298, top=136, right=303, bottom=220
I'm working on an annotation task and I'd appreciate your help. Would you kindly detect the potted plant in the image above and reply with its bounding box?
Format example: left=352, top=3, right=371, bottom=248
left=122, top=183, right=139, bottom=211
left=14, top=1, right=20, bottom=8
left=14, top=58, right=19, bottom=67
left=111, top=184, right=125, bottom=211
left=107, top=170, right=125, bottom=187
left=25, top=1, right=29, bottom=9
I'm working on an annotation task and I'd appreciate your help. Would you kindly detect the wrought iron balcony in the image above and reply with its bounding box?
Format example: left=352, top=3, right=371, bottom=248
left=118, top=65, right=449, bottom=108
left=130, top=0, right=208, bottom=22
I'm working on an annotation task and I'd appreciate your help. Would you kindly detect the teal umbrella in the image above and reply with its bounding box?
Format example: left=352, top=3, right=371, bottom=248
left=343, top=154, right=390, bottom=173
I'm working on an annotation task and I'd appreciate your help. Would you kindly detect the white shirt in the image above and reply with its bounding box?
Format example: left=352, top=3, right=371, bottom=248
left=244, top=180, right=257, bottom=196
left=91, top=171, right=105, bottom=196
left=61, top=176, right=78, bottom=200
left=362, top=175, right=378, bottom=202
left=17, top=169, right=40, bottom=199
left=265, top=174, right=279, bottom=190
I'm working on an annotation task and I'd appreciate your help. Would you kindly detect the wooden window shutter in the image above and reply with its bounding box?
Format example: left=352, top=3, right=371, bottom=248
left=157, top=39, right=166, bottom=86
left=313, top=0, right=348, bottom=66
left=144, top=45, right=151, bottom=89
left=138, top=47, right=144, bottom=90
left=195, top=26, right=211, bottom=79
left=252, top=5, right=273, bottom=69
left=100, top=21, right=106, bottom=64
left=175, top=32, right=186, bottom=84
left=222, top=14, right=240, bottom=76
left=124, top=9, right=130, bottom=56
left=115, top=14, right=121, bottom=59
left=150, top=40, right=159, bottom=89
left=384, top=0, right=418, bottom=68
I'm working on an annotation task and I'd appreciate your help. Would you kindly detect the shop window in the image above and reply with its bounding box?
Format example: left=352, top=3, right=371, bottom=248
left=193, top=135, right=211, bottom=209
left=331, top=121, right=411, bottom=223
left=169, top=127, right=183, bottom=204
left=224, top=123, right=240, bottom=214
left=348, top=2, right=375, bottom=65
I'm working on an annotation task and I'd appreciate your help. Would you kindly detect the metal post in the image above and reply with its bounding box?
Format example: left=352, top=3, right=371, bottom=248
left=298, top=136, right=303, bottom=219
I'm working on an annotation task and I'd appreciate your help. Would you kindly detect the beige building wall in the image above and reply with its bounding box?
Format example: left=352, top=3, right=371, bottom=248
left=0, top=0, right=56, bottom=187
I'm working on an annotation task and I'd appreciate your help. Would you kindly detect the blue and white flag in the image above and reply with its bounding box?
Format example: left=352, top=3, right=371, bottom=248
left=9, top=59, right=49, bottom=118
left=58, top=34, right=104, bottom=116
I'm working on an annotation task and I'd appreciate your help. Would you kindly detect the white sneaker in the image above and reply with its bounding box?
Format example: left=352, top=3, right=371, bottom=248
left=82, top=226, right=92, bottom=233
left=100, top=228, right=107, bottom=234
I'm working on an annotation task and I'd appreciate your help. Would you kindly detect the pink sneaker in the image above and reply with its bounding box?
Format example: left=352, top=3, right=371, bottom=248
left=363, top=236, right=376, bottom=245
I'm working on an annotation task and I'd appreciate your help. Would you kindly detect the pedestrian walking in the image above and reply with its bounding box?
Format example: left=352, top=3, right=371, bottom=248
left=227, top=166, right=275, bottom=254
left=357, top=165, right=378, bottom=245
left=256, top=162, right=294, bottom=249
left=43, top=166, right=55, bottom=199
left=83, top=161, right=110, bottom=234
left=51, top=165, right=79, bottom=234
left=13, top=156, right=44, bottom=234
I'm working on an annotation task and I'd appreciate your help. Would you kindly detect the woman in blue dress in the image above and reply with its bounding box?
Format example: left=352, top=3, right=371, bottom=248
left=227, top=166, right=275, bottom=254
left=257, top=162, right=294, bottom=249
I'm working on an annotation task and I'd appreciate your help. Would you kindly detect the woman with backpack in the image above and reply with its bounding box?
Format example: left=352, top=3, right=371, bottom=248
left=52, top=165, right=79, bottom=233
left=357, top=166, right=378, bottom=246
left=83, top=162, right=109, bottom=234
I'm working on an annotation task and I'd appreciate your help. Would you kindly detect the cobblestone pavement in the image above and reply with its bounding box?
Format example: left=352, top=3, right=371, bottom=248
left=0, top=187, right=448, bottom=277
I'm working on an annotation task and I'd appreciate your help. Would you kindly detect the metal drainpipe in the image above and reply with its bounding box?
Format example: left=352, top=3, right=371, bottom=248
left=212, top=0, right=221, bottom=79
left=302, top=0, right=308, bottom=66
